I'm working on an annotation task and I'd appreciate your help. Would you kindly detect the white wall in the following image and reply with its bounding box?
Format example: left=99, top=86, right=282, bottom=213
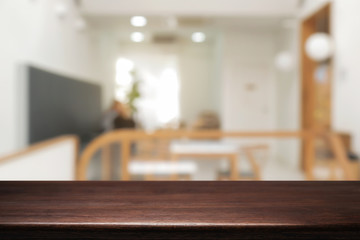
left=219, top=30, right=277, bottom=164
left=220, top=30, right=277, bottom=131
left=274, top=25, right=301, bottom=168
left=178, top=42, right=219, bottom=125
left=0, top=0, right=111, bottom=155
left=0, top=138, right=77, bottom=180
left=332, top=0, right=360, bottom=153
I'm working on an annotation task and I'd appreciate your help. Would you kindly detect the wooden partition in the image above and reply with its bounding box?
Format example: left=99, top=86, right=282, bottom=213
left=301, top=3, right=332, bottom=169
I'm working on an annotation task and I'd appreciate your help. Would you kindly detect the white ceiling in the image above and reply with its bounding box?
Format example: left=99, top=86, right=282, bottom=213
left=86, top=15, right=292, bottom=45
left=81, top=0, right=300, bottom=17
left=86, top=16, right=285, bottom=30
left=82, top=0, right=300, bottom=45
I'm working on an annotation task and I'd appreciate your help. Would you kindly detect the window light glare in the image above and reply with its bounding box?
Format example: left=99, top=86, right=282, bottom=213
left=116, top=58, right=134, bottom=72
left=131, top=16, right=147, bottom=27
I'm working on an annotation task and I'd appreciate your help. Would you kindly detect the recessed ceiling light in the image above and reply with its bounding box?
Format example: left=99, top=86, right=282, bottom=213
left=131, top=32, right=145, bottom=42
left=131, top=16, right=147, bottom=27
left=191, top=32, right=206, bottom=43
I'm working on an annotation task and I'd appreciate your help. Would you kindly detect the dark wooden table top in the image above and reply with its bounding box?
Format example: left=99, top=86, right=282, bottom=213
left=0, top=181, right=359, bottom=239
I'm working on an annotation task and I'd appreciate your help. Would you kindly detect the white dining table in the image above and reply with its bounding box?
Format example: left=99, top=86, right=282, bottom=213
left=170, top=140, right=240, bottom=180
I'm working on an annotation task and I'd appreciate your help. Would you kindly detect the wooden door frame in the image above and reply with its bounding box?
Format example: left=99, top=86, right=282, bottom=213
left=300, top=3, right=332, bottom=170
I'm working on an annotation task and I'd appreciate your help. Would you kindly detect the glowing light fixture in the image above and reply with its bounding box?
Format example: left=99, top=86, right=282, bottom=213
left=131, top=32, right=145, bottom=42
left=305, top=33, right=333, bottom=62
left=191, top=32, right=206, bottom=43
left=131, top=16, right=147, bottom=27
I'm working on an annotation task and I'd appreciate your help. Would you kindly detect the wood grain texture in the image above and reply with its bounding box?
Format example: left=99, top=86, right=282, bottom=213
left=0, top=181, right=359, bottom=239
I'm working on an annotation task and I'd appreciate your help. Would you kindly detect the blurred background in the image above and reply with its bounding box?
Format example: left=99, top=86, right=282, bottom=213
left=0, top=0, right=359, bottom=181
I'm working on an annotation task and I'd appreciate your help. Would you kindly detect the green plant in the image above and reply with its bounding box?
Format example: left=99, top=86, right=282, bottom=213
left=126, top=71, right=141, bottom=115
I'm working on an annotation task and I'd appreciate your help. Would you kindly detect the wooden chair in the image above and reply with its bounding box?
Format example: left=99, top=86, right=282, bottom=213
left=311, top=132, right=358, bottom=180
left=77, top=130, right=199, bottom=180
left=241, top=144, right=269, bottom=180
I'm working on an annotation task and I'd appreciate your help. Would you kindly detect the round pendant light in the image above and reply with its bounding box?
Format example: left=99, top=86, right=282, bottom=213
left=305, top=33, right=333, bottom=62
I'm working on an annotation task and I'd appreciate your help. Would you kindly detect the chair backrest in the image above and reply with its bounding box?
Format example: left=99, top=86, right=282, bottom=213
left=77, top=129, right=301, bottom=181
left=77, top=129, right=224, bottom=180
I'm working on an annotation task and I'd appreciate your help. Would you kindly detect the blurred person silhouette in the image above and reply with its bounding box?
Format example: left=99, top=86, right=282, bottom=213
left=102, top=100, right=135, bottom=132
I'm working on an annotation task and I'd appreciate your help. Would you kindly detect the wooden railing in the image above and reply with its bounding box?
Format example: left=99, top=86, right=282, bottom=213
left=77, top=129, right=357, bottom=181
left=0, top=131, right=353, bottom=181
